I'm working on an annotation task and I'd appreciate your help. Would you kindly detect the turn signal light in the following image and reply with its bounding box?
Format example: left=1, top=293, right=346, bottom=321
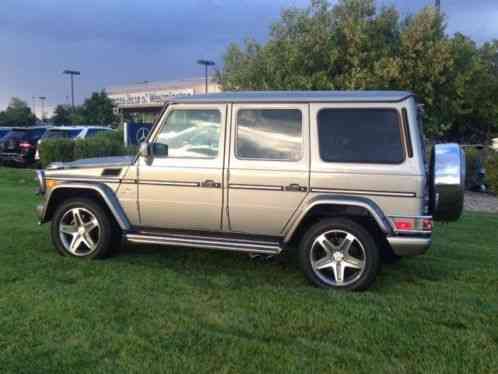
left=392, top=218, right=415, bottom=231
left=46, top=179, right=59, bottom=190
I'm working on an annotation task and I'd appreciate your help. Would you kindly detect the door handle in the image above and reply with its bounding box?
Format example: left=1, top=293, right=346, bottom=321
left=285, top=183, right=307, bottom=192
left=201, top=179, right=221, bottom=188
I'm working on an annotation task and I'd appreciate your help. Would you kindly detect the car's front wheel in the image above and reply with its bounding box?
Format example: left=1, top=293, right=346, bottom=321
left=51, top=198, right=114, bottom=259
left=299, top=218, right=380, bottom=291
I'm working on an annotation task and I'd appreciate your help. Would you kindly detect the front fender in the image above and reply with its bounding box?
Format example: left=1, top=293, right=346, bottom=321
left=282, top=194, right=394, bottom=243
left=38, top=182, right=131, bottom=231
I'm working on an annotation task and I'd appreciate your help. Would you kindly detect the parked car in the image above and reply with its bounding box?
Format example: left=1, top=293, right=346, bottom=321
left=35, top=91, right=465, bottom=291
left=0, top=126, right=50, bottom=166
left=0, top=127, right=12, bottom=140
left=35, top=126, right=113, bottom=161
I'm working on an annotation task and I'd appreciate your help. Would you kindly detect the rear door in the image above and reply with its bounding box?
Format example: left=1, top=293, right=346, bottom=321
left=227, top=104, right=309, bottom=236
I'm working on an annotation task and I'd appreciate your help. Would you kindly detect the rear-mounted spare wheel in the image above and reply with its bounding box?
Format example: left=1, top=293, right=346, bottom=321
left=429, top=143, right=465, bottom=221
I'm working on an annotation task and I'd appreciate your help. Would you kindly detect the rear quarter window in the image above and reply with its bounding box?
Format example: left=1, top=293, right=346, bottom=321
left=317, top=108, right=404, bottom=164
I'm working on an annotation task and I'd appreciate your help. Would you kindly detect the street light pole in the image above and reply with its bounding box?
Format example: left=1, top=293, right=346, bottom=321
left=63, top=70, right=81, bottom=109
left=197, top=60, right=215, bottom=94
left=38, top=96, right=47, bottom=122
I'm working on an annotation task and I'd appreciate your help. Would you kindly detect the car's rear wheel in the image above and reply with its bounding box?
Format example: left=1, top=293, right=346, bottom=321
left=299, top=218, right=380, bottom=291
left=51, top=198, right=114, bottom=259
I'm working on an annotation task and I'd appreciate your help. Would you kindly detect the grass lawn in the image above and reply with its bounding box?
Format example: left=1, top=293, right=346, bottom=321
left=0, top=167, right=497, bottom=373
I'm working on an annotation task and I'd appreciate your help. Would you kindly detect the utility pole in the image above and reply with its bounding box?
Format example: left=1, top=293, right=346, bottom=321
left=435, top=0, right=441, bottom=12
left=32, top=96, right=37, bottom=119
left=38, top=96, right=47, bottom=122
left=63, top=70, right=81, bottom=109
left=197, top=60, right=215, bottom=94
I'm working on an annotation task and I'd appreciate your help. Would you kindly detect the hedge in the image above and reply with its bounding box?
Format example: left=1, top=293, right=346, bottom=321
left=39, top=130, right=137, bottom=168
left=485, top=153, right=498, bottom=193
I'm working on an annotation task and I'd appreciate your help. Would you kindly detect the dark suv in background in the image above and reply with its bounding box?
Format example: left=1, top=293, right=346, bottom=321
left=0, top=127, right=50, bottom=166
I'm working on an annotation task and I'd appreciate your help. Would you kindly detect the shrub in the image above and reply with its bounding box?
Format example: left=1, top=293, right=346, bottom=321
left=485, top=152, right=498, bottom=194
left=464, top=147, right=480, bottom=190
left=73, top=131, right=127, bottom=160
left=39, top=138, right=75, bottom=168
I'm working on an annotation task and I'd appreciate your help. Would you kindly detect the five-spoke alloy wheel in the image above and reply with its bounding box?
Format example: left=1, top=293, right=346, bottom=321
left=51, top=198, right=114, bottom=259
left=299, top=218, right=380, bottom=291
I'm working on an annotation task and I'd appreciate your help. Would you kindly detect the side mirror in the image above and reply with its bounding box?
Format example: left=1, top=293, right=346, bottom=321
left=152, top=143, right=168, bottom=157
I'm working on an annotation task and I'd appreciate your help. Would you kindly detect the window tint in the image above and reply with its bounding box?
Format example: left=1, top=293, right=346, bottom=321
left=45, top=129, right=82, bottom=139
left=155, top=110, right=221, bottom=158
left=236, top=109, right=302, bottom=161
left=27, top=128, right=47, bottom=141
left=317, top=109, right=404, bottom=164
left=86, top=129, right=107, bottom=138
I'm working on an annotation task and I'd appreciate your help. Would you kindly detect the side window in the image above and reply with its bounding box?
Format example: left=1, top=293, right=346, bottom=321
left=86, top=129, right=106, bottom=138
left=317, top=109, right=404, bottom=164
left=236, top=109, right=302, bottom=161
left=155, top=109, right=221, bottom=159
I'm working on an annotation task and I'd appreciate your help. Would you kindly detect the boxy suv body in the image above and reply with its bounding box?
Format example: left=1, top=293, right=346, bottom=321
left=35, top=91, right=465, bottom=290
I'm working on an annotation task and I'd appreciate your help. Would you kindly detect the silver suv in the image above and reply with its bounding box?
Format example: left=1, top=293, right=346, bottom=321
left=35, top=91, right=465, bottom=291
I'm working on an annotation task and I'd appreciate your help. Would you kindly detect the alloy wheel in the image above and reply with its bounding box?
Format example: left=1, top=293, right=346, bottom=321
left=59, top=207, right=100, bottom=256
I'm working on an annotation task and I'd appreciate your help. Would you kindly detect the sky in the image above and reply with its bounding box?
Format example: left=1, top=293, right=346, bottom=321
left=0, top=0, right=497, bottom=114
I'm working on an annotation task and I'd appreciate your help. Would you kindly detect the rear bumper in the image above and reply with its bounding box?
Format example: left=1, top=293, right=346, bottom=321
left=0, top=152, right=32, bottom=164
left=387, top=236, right=431, bottom=257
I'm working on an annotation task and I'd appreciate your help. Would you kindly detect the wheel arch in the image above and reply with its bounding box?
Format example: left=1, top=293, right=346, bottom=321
left=41, top=182, right=131, bottom=231
left=283, top=195, right=393, bottom=246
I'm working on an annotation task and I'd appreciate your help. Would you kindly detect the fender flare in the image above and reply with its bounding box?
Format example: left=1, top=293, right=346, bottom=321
left=40, top=182, right=131, bottom=231
left=282, top=195, right=394, bottom=243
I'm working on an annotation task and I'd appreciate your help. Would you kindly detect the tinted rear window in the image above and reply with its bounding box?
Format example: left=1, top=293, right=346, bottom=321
left=317, top=109, right=404, bottom=164
left=3, top=130, right=28, bottom=141
left=45, top=129, right=82, bottom=139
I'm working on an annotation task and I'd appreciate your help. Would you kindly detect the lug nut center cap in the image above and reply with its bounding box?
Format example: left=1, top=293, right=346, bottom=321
left=333, top=252, right=344, bottom=262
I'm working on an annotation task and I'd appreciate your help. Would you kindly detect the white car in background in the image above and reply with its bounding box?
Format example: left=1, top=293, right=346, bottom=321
left=35, top=126, right=113, bottom=160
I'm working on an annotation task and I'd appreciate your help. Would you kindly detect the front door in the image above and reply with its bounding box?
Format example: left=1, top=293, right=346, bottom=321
left=137, top=104, right=227, bottom=231
left=227, top=104, right=309, bottom=236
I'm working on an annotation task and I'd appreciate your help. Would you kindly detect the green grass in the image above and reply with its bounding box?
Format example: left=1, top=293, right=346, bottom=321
left=0, top=167, right=497, bottom=373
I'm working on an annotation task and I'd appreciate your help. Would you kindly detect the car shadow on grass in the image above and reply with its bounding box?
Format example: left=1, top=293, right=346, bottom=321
left=114, top=243, right=449, bottom=291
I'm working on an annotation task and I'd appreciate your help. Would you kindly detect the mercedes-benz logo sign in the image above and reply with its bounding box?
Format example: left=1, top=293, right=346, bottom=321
left=136, top=127, right=150, bottom=143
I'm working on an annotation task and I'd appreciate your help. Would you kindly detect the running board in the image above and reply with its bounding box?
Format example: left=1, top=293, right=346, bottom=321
left=126, top=232, right=283, bottom=255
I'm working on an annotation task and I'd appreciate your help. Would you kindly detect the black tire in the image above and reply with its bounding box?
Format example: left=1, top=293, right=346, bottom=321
left=299, top=218, right=381, bottom=291
left=51, top=198, right=115, bottom=259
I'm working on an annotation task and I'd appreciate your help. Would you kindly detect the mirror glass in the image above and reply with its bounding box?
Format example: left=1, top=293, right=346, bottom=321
left=152, top=143, right=168, bottom=157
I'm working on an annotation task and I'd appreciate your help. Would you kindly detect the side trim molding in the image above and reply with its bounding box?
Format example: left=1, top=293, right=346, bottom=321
left=311, top=188, right=416, bottom=198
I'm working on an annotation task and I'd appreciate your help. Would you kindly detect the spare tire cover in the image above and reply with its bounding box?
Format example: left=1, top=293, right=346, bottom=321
left=429, top=143, right=465, bottom=221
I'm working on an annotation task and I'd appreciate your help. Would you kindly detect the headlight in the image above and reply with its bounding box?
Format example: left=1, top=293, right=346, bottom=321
left=36, top=170, right=46, bottom=195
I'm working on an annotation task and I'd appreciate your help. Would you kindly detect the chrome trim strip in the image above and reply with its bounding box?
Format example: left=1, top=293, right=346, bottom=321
left=50, top=176, right=120, bottom=183
left=126, top=233, right=282, bottom=254
left=229, top=184, right=284, bottom=191
left=138, top=180, right=201, bottom=187
left=311, top=188, right=416, bottom=198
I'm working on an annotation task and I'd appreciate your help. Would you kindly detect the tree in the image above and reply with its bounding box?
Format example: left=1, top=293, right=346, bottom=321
left=0, top=97, right=37, bottom=127
left=218, top=0, right=498, bottom=142
left=51, top=105, right=72, bottom=126
left=81, top=91, right=118, bottom=126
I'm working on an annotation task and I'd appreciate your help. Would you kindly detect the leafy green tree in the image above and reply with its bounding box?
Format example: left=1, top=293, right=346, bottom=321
left=81, top=91, right=118, bottom=126
left=51, top=105, right=72, bottom=126
left=0, top=97, right=37, bottom=127
left=218, top=0, right=498, bottom=142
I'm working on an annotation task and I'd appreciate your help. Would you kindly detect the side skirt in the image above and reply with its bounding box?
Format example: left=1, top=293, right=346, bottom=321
left=125, top=232, right=283, bottom=255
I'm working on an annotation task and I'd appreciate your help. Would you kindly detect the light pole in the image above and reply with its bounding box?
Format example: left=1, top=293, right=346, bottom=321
left=32, top=96, right=37, bottom=119
left=38, top=96, right=47, bottom=122
left=197, top=60, right=215, bottom=94
left=63, top=70, right=81, bottom=109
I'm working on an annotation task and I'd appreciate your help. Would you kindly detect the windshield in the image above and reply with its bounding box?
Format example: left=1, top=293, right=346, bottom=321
left=44, top=129, right=82, bottom=139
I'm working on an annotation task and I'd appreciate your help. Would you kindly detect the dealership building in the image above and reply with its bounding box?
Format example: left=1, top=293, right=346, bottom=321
left=106, top=77, right=221, bottom=123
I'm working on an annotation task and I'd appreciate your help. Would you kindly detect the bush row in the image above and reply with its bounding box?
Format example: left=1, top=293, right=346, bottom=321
left=39, top=131, right=137, bottom=168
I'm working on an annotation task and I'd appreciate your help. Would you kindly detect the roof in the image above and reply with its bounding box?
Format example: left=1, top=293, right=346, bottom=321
left=169, top=90, right=413, bottom=104
left=47, top=126, right=112, bottom=130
